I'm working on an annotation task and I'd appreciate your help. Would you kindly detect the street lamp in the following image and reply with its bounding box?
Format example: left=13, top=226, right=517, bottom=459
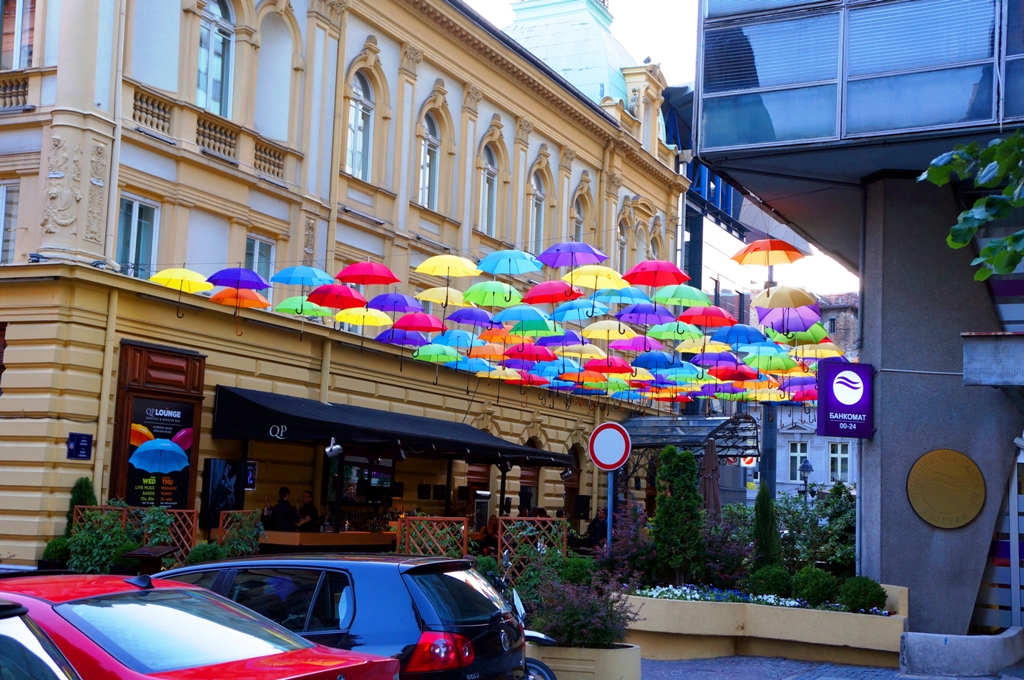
left=798, top=458, right=814, bottom=501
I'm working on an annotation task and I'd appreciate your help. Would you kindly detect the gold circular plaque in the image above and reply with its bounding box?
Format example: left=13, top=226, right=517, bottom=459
left=907, top=449, right=985, bottom=529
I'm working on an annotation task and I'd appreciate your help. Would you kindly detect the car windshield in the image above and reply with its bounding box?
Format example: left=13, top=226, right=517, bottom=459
left=0, top=615, right=79, bottom=680
left=55, top=589, right=310, bottom=674
left=408, top=569, right=510, bottom=625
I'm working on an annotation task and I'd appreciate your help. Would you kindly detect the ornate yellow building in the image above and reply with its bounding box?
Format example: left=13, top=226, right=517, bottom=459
left=0, top=0, right=685, bottom=562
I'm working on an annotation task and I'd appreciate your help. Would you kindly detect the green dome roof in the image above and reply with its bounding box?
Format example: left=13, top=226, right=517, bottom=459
left=504, top=0, right=639, bottom=106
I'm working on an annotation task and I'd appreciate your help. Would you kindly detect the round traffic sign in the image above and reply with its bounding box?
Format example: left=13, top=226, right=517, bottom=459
left=588, top=422, right=631, bottom=471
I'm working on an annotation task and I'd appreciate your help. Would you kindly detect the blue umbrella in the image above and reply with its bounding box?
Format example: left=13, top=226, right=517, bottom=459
left=535, top=330, right=587, bottom=347
left=435, top=330, right=482, bottom=349
left=129, top=439, right=189, bottom=474
left=368, top=293, right=422, bottom=314
left=447, top=308, right=498, bottom=328
left=270, top=265, right=334, bottom=287
left=632, top=351, right=684, bottom=370
left=207, top=267, right=270, bottom=290
left=493, top=305, right=551, bottom=324
left=546, top=379, right=577, bottom=392
left=712, top=324, right=767, bottom=347
left=658, top=365, right=704, bottom=380
left=591, top=287, right=651, bottom=305
left=502, top=359, right=537, bottom=371
left=573, top=387, right=607, bottom=396
left=610, top=389, right=646, bottom=403
left=737, top=341, right=787, bottom=355
left=531, top=358, right=582, bottom=377
left=445, top=357, right=494, bottom=373
left=553, top=299, right=609, bottom=324
left=478, top=249, right=544, bottom=276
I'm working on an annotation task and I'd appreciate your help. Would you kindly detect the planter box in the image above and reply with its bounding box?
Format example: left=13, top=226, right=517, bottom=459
left=624, top=585, right=908, bottom=668
left=527, top=643, right=641, bottom=680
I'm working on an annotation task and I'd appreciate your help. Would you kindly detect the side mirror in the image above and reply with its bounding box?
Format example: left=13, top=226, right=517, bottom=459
left=513, top=590, right=526, bottom=621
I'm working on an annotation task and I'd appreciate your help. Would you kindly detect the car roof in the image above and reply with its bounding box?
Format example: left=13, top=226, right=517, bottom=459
left=172, top=553, right=472, bottom=569
left=0, top=574, right=196, bottom=604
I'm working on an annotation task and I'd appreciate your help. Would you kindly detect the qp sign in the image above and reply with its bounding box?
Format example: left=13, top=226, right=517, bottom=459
left=588, top=422, right=631, bottom=471
left=817, top=361, right=873, bottom=439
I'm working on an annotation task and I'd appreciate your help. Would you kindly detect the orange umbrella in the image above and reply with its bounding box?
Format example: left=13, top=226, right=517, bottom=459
left=468, top=343, right=506, bottom=360
left=732, top=239, right=805, bottom=267
left=560, top=370, right=608, bottom=383
left=479, top=326, right=532, bottom=345
left=211, top=287, right=270, bottom=309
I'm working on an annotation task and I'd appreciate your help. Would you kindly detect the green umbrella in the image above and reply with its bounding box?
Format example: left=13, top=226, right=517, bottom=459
left=412, top=344, right=461, bottom=363
left=654, top=284, right=711, bottom=307
left=274, top=296, right=331, bottom=316
left=765, top=323, right=829, bottom=346
left=463, top=281, right=523, bottom=308
left=510, top=320, right=564, bottom=337
left=743, top=353, right=799, bottom=372
left=648, top=321, right=703, bottom=341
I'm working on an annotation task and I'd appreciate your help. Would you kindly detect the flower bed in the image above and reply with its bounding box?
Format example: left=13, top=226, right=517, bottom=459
left=636, top=584, right=891, bottom=616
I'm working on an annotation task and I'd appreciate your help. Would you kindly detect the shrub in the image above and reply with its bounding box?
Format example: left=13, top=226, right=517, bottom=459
left=839, top=576, right=888, bottom=613
left=752, top=481, right=781, bottom=569
left=701, top=510, right=753, bottom=590
left=64, top=477, right=97, bottom=538
left=599, top=501, right=657, bottom=586
left=474, top=555, right=498, bottom=580
left=559, top=555, right=597, bottom=586
left=68, top=510, right=130, bottom=574
left=746, top=565, right=792, bottom=598
left=185, top=542, right=227, bottom=566
left=112, top=540, right=141, bottom=571
left=792, top=566, right=838, bottom=606
left=514, top=549, right=563, bottom=624
left=221, top=512, right=264, bottom=557
left=41, top=537, right=70, bottom=565
left=533, top=581, right=638, bottom=649
left=775, top=483, right=857, bottom=577
left=652, top=446, right=705, bottom=584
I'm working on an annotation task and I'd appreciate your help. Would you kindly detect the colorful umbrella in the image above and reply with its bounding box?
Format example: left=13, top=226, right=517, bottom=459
left=413, top=344, right=460, bottom=363
left=210, top=287, right=270, bottom=309
left=501, top=359, right=537, bottom=371
left=675, top=338, right=733, bottom=354
left=446, top=358, right=494, bottom=373
left=275, top=296, right=331, bottom=317
left=555, top=344, right=607, bottom=359
left=752, top=285, right=817, bottom=310
left=434, top=330, right=481, bottom=349
left=632, top=351, right=685, bottom=371
left=477, top=368, right=522, bottom=380
left=678, top=305, right=737, bottom=328
left=553, top=299, right=610, bottom=325
left=617, top=303, right=676, bottom=326
left=336, top=261, right=400, bottom=285
left=563, top=265, right=628, bottom=291
left=151, top=268, right=213, bottom=294
left=653, top=284, right=710, bottom=308
left=790, top=388, right=819, bottom=402
left=416, top=254, right=480, bottom=279
left=622, top=260, right=690, bottom=287
left=582, top=320, right=638, bottom=342
left=690, top=351, right=741, bottom=368
left=446, top=307, right=498, bottom=329
left=609, top=335, right=665, bottom=352
left=648, top=321, right=703, bottom=341
left=537, top=242, right=608, bottom=268
left=560, top=370, right=609, bottom=383
left=737, top=341, right=788, bottom=355
left=479, top=327, right=532, bottom=344
left=535, top=330, right=587, bottom=347
left=510, top=320, right=564, bottom=338
left=505, top=343, right=557, bottom=362
left=416, top=286, right=468, bottom=309
left=207, top=267, right=270, bottom=290
left=463, top=281, right=523, bottom=308
left=469, top=343, right=510, bottom=361
left=708, top=364, right=760, bottom=381
left=335, top=307, right=393, bottom=327
left=765, top=323, right=830, bottom=346
left=732, top=238, right=805, bottom=267
left=477, top=249, right=544, bottom=276
left=585, top=357, right=633, bottom=374
left=128, top=439, right=189, bottom=474
left=375, top=329, right=429, bottom=347
left=368, top=292, right=422, bottom=314
left=493, top=305, right=551, bottom=324
left=532, top=359, right=582, bottom=377
left=711, top=324, right=766, bottom=347
left=744, top=353, right=799, bottom=373
left=757, top=304, right=821, bottom=333
left=270, top=266, right=334, bottom=287
left=309, top=284, right=366, bottom=309
left=523, top=281, right=584, bottom=305
left=394, top=312, right=445, bottom=333
left=791, top=342, right=845, bottom=359
left=505, top=372, right=550, bottom=387
left=591, top=287, right=651, bottom=305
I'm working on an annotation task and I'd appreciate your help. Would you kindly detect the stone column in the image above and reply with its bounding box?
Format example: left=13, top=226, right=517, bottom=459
left=559, top=146, right=575, bottom=244
left=860, top=176, right=1024, bottom=634
left=511, top=117, right=532, bottom=248
left=393, top=43, right=422, bottom=232
left=458, top=83, right=481, bottom=254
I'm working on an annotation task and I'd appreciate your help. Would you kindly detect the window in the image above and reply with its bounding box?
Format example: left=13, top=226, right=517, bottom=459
left=116, top=197, right=158, bottom=280
left=0, top=182, right=18, bottom=264
left=530, top=173, right=545, bottom=254
left=197, top=0, right=233, bottom=117
left=830, top=442, right=850, bottom=483
left=617, top=224, right=629, bottom=274
left=789, top=441, right=808, bottom=482
left=307, top=571, right=355, bottom=632
left=228, top=568, right=322, bottom=633
left=346, top=72, right=373, bottom=181
left=1, top=0, right=34, bottom=71
left=245, top=235, right=274, bottom=284
left=636, top=230, right=648, bottom=264
left=0, top=612, right=79, bottom=680
left=164, top=570, right=219, bottom=591
left=573, top=199, right=585, bottom=242
left=405, top=569, right=510, bottom=626
left=419, top=113, right=440, bottom=210
left=828, top=317, right=837, bottom=334
left=479, top=145, right=498, bottom=237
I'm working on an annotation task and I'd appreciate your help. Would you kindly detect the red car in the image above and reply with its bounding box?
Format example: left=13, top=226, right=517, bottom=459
left=0, top=574, right=401, bottom=680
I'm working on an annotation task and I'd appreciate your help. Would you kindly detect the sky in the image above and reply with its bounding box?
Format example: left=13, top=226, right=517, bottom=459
left=462, top=0, right=860, bottom=296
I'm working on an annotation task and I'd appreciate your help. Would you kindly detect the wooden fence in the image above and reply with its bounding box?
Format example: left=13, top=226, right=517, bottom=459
left=218, top=509, right=261, bottom=546
left=399, top=517, right=469, bottom=557
left=498, top=517, right=568, bottom=584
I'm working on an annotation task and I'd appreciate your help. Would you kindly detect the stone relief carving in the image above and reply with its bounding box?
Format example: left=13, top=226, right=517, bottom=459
left=358, top=35, right=380, bottom=71
left=607, top=170, right=623, bottom=194
left=425, top=78, right=447, bottom=112
left=40, top=136, right=82, bottom=234
left=401, top=44, right=424, bottom=75
left=464, top=83, right=482, bottom=114
left=303, top=217, right=316, bottom=266
left=561, top=146, right=576, bottom=172
left=85, top=143, right=108, bottom=245
left=515, top=118, right=533, bottom=145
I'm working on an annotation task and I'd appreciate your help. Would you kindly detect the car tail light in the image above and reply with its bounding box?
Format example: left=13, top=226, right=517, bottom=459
left=405, top=632, right=475, bottom=672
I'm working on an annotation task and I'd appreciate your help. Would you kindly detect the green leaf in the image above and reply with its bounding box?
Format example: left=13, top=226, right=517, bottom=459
left=974, top=267, right=993, bottom=281
left=977, top=161, right=1001, bottom=186
left=948, top=224, right=978, bottom=248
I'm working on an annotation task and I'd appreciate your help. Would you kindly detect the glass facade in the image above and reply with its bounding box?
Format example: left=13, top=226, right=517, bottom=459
left=698, top=0, right=1015, bottom=149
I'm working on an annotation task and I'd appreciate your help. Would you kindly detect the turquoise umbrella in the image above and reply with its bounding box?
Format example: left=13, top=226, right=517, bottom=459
left=270, top=266, right=334, bottom=287
left=129, top=439, right=189, bottom=474
left=478, top=249, right=544, bottom=276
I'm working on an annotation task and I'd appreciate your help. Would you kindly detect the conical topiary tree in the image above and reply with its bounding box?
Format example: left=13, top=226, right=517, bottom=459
left=752, top=479, right=781, bottom=569
left=651, top=446, right=705, bottom=585
left=65, top=477, right=97, bottom=537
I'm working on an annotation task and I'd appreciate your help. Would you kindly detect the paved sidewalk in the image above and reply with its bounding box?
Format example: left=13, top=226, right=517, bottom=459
left=641, top=656, right=1001, bottom=680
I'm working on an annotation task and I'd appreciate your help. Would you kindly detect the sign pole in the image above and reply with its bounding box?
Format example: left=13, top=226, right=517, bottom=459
left=607, top=469, right=614, bottom=551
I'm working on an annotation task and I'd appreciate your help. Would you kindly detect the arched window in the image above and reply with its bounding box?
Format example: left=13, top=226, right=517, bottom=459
left=573, top=199, right=585, bottom=242
left=419, top=113, right=440, bottom=210
left=617, top=224, right=629, bottom=274
left=479, top=144, right=498, bottom=237
left=530, top=173, right=545, bottom=255
left=346, top=72, right=374, bottom=181
left=197, top=0, right=233, bottom=117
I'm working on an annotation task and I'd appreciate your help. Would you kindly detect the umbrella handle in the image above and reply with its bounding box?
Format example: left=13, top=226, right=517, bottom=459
left=176, top=286, right=185, bottom=319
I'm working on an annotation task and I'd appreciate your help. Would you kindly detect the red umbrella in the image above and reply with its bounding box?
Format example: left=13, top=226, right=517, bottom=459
left=522, top=281, right=584, bottom=305
left=308, top=284, right=366, bottom=309
left=678, top=305, right=737, bottom=328
left=708, top=365, right=759, bottom=381
left=790, top=387, right=819, bottom=402
left=336, top=261, right=400, bottom=285
left=506, top=372, right=550, bottom=387
left=623, top=260, right=690, bottom=287
left=393, top=312, right=444, bottom=333
left=504, top=343, right=556, bottom=362
left=584, top=357, right=633, bottom=374
left=653, top=394, right=694, bottom=403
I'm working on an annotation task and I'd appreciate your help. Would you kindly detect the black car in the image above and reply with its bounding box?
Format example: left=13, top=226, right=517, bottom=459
left=161, top=554, right=525, bottom=680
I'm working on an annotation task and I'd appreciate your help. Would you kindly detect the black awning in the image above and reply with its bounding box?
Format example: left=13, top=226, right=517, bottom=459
left=212, top=385, right=571, bottom=468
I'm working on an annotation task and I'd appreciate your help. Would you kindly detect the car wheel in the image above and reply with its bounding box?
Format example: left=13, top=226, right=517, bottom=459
left=525, top=658, right=556, bottom=680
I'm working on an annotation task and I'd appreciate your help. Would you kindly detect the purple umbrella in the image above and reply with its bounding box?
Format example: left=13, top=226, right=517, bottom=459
left=695, top=383, right=746, bottom=397
left=757, top=304, right=821, bottom=333
left=780, top=376, right=818, bottom=391
left=368, top=293, right=423, bottom=314
left=501, top=359, right=537, bottom=371
left=535, top=331, right=587, bottom=347
left=207, top=267, right=270, bottom=290
left=447, top=308, right=498, bottom=328
left=690, top=351, right=740, bottom=367
left=375, top=329, right=429, bottom=347
left=616, top=303, right=676, bottom=326
left=537, top=242, right=608, bottom=268
left=609, top=335, right=665, bottom=352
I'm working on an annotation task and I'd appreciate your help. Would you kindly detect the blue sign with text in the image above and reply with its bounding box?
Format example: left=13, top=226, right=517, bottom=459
left=817, top=362, right=874, bottom=439
left=67, top=433, right=93, bottom=460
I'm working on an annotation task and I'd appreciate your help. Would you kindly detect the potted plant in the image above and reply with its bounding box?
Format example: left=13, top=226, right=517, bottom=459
left=39, top=536, right=70, bottom=570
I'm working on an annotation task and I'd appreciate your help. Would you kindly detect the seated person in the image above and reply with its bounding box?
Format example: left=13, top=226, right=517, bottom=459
left=477, top=515, right=499, bottom=555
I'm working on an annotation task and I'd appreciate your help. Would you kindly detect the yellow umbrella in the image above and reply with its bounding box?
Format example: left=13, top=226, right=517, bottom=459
left=791, top=342, right=844, bottom=359
left=563, top=265, right=628, bottom=291
left=335, top=308, right=393, bottom=327
left=151, top=268, right=213, bottom=294
left=416, top=286, right=469, bottom=308
left=582, top=320, right=638, bottom=341
left=751, top=285, right=817, bottom=309
left=555, top=344, right=607, bottom=359
left=629, top=367, right=656, bottom=382
left=675, top=338, right=732, bottom=353
left=416, top=255, right=480, bottom=278
left=743, top=389, right=789, bottom=402
left=477, top=367, right=521, bottom=380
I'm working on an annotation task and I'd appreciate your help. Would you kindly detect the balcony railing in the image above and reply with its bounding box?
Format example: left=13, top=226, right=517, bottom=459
left=254, top=140, right=286, bottom=179
left=0, top=73, right=29, bottom=110
left=133, top=90, right=173, bottom=135
left=197, top=115, right=239, bottom=160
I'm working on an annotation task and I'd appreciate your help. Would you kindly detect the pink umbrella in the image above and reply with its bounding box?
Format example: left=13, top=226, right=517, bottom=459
left=584, top=357, right=633, bottom=374
left=308, top=284, right=366, bottom=310
left=623, top=260, right=690, bottom=287
left=609, top=335, right=665, bottom=352
left=523, top=281, right=584, bottom=306
left=504, top=343, right=557, bottom=362
left=393, top=312, right=445, bottom=333
left=337, top=261, right=400, bottom=285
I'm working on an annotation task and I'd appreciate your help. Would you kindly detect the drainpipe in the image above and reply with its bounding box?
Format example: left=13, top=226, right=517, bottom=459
left=103, top=0, right=128, bottom=264
left=93, top=288, right=119, bottom=500
left=319, top=338, right=331, bottom=404
left=856, top=185, right=867, bottom=576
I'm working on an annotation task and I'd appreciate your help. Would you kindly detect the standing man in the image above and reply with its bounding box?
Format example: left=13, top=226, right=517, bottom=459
left=270, top=486, right=299, bottom=532
left=587, top=507, right=608, bottom=547
left=296, top=490, right=320, bottom=532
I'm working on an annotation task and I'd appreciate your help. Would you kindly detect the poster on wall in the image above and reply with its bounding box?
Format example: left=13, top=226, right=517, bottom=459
left=125, top=397, right=195, bottom=509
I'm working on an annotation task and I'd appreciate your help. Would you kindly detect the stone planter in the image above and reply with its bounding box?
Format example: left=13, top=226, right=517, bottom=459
left=527, top=643, right=641, bottom=680
left=625, top=585, right=909, bottom=668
